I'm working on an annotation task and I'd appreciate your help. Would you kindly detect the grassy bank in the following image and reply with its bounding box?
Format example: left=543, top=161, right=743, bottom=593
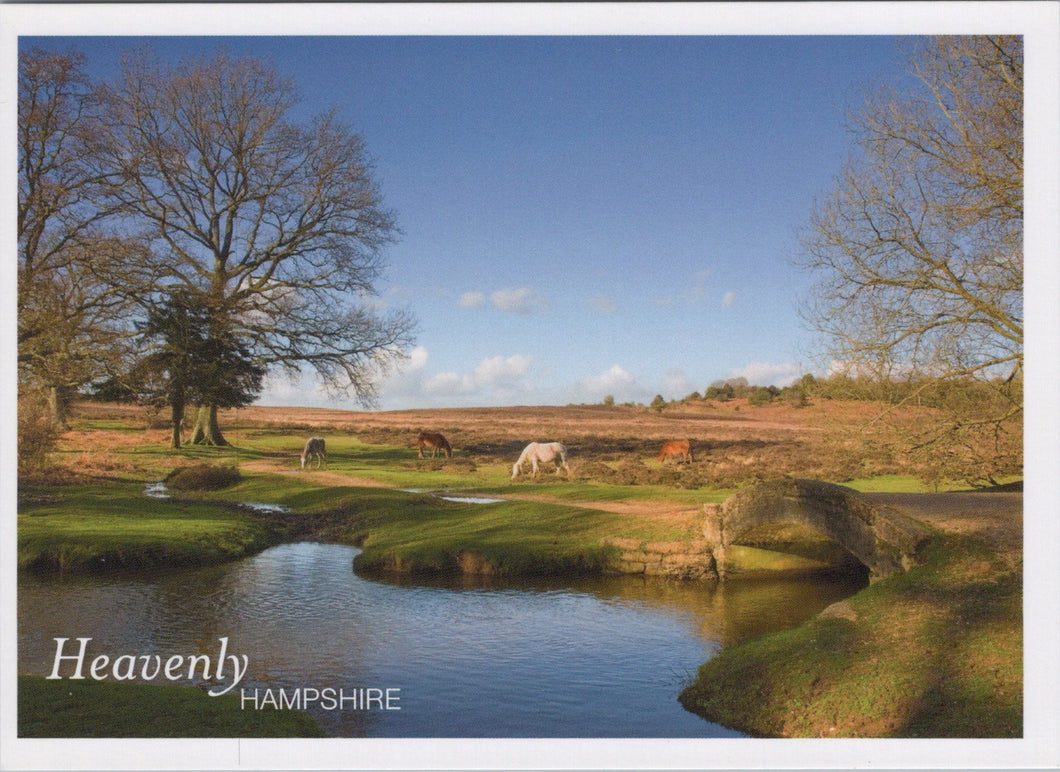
left=678, top=533, right=1022, bottom=737
left=18, top=472, right=709, bottom=577
left=341, top=495, right=629, bottom=575
left=18, top=676, right=325, bottom=738
left=17, top=483, right=302, bottom=572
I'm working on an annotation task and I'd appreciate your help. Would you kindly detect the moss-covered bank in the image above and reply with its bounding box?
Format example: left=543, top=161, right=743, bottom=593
left=678, top=534, right=1022, bottom=737
left=17, top=476, right=706, bottom=577
left=17, top=483, right=307, bottom=573
left=18, top=676, right=325, bottom=737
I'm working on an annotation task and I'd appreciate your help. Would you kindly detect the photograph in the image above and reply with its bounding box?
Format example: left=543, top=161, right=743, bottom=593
left=2, top=3, right=1058, bottom=770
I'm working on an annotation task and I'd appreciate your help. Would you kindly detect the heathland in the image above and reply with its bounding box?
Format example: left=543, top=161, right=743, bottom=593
left=17, top=397, right=1022, bottom=738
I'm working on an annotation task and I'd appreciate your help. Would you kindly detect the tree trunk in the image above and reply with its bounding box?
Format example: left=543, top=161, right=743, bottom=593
left=190, top=404, right=227, bottom=446
left=47, top=385, right=73, bottom=430
left=170, top=400, right=185, bottom=449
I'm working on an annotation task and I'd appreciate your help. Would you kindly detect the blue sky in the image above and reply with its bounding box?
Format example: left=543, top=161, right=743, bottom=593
left=27, top=34, right=920, bottom=410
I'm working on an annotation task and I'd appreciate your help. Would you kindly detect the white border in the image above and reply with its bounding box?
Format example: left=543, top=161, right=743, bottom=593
left=1, top=3, right=1058, bottom=770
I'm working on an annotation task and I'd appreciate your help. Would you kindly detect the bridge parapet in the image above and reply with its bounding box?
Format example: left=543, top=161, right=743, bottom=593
left=705, top=479, right=934, bottom=581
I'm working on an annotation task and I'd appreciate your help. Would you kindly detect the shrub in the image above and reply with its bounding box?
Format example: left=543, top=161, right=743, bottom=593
left=782, top=385, right=809, bottom=407
left=748, top=387, right=774, bottom=406
left=164, top=464, right=242, bottom=491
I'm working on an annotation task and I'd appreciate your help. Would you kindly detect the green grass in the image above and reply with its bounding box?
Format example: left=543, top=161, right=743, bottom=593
left=348, top=497, right=628, bottom=575
left=477, top=479, right=731, bottom=505
left=202, top=473, right=706, bottom=574
left=721, top=544, right=847, bottom=576
left=19, top=470, right=706, bottom=577
left=17, top=483, right=292, bottom=572
left=18, top=676, right=326, bottom=737
left=678, top=535, right=1022, bottom=737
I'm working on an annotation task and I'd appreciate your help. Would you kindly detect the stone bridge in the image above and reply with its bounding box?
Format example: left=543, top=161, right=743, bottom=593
left=704, top=478, right=935, bottom=581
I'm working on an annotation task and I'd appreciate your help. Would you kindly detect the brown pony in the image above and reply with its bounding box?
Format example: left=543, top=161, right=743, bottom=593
left=417, top=431, right=453, bottom=459
left=657, top=439, right=693, bottom=464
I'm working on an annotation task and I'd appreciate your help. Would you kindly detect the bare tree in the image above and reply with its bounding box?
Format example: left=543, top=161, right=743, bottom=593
left=17, top=48, right=137, bottom=427
left=799, top=36, right=1022, bottom=483
left=96, top=50, right=415, bottom=444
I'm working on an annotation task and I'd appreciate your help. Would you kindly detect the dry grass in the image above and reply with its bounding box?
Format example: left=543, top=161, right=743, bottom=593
left=64, top=398, right=953, bottom=488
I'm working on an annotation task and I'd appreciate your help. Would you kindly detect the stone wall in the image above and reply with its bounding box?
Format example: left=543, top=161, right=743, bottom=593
left=602, top=537, right=717, bottom=580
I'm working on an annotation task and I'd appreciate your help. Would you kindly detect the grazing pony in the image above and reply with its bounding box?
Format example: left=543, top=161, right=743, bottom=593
left=511, top=442, right=571, bottom=480
left=301, top=437, right=326, bottom=469
left=658, top=439, right=693, bottom=464
left=417, top=431, right=453, bottom=459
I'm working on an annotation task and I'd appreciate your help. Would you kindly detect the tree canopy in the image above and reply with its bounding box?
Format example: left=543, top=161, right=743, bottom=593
left=17, top=49, right=139, bottom=426
left=18, top=46, right=416, bottom=442
left=799, top=35, right=1022, bottom=481
left=801, top=36, right=1022, bottom=384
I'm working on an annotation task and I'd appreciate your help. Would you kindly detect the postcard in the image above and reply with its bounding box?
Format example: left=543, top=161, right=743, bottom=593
left=2, top=3, right=1058, bottom=770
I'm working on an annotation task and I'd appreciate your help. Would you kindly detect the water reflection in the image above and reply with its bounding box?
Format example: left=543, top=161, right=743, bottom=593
left=19, top=542, right=864, bottom=738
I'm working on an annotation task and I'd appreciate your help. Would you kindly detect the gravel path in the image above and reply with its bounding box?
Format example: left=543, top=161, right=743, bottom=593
left=867, top=491, right=1023, bottom=560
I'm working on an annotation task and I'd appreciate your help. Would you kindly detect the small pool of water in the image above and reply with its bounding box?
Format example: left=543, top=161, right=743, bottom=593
left=142, top=482, right=291, bottom=514
left=436, top=495, right=505, bottom=504
left=399, top=488, right=505, bottom=505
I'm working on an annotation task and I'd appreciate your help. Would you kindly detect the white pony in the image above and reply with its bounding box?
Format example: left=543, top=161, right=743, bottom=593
left=511, top=442, right=571, bottom=480
left=301, top=437, right=326, bottom=469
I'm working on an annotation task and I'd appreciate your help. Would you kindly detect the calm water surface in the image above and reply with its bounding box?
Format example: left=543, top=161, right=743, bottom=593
left=19, top=542, right=865, bottom=737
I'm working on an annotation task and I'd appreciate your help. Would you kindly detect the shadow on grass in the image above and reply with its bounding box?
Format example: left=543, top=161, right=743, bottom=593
left=18, top=676, right=327, bottom=738
left=680, top=531, right=1022, bottom=737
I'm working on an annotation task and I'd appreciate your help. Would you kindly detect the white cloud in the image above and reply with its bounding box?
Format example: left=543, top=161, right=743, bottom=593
left=826, top=359, right=915, bottom=379
left=425, top=354, right=534, bottom=397
left=256, top=369, right=342, bottom=409
left=404, top=345, right=429, bottom=371
left=584, top=364, right=635, bottom=391
left=661, top=368, right=697, bottom=398
left=590, top=295, right=617, bottom=313
left=729, top=361, right=805, bottom=387
left=423, top=372, right=466, bottom=395
left=490, top=287, right=545, bottom=313
left=722, top=290, right=737, bottom=308
left=368, top=346, right=434, bottom=406
left=258, top=348, right=539, bottom=410
left=574, top=364, right=653, bottom=404
left=474, top=353, right=532, bottom=383
left=459, top=291, right=485, bottom=309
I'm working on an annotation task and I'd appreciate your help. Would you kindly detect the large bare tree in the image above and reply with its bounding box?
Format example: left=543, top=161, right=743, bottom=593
left=18, top=48, right=138, bottom=428
left=96, top=50, right=415, bottom=444
left=799, top=36, right=1022, bottom=483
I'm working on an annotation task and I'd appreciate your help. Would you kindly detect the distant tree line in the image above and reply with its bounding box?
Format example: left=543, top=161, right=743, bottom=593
left=18, top=46, right=415, bottom=461
left=607, top=367, right=1021, bottom=486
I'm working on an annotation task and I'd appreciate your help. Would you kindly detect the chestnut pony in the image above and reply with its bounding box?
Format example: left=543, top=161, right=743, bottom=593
left=657, top=439, right=693, bottom=464
left=417, top=431, right=453, bottom=459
